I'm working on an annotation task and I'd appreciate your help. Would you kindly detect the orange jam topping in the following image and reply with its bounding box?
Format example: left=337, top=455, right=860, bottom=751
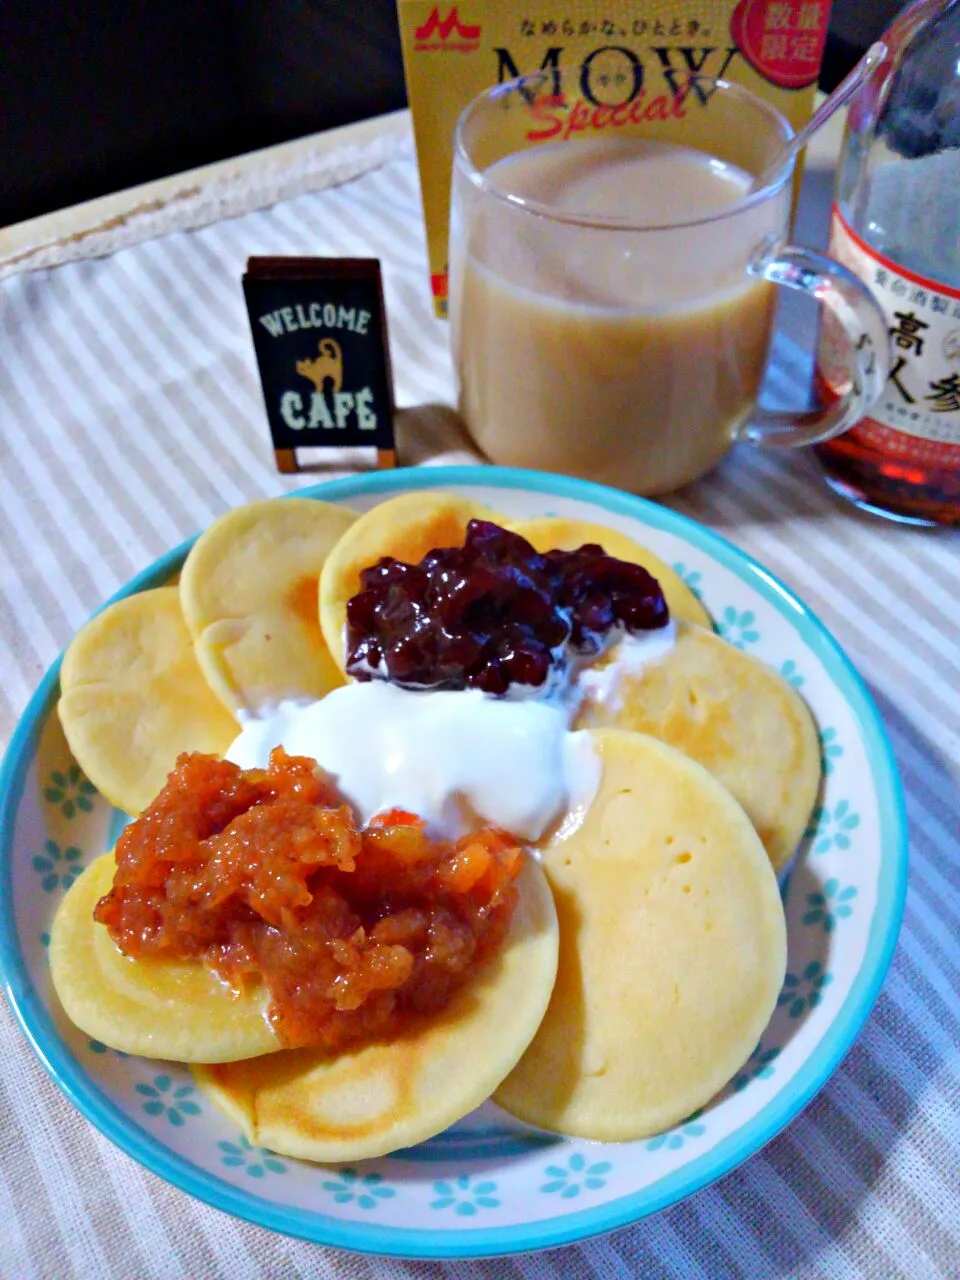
left=94, top=749, right=523, bottom=1050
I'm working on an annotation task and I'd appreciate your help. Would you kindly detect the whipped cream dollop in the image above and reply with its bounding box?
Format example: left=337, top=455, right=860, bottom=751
left=576, top=621, right=677, bottom=713
left=226, top=620, right=676, bottom=841
left=229, top=684, right=598, bottom=842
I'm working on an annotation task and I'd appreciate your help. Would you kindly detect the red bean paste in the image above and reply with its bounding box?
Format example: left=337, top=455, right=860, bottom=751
left=346, top=519, right=669, bottom=695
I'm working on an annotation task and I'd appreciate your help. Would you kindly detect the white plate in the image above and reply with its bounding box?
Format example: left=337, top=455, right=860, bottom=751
left=0, top=466, right=906, bottom=1259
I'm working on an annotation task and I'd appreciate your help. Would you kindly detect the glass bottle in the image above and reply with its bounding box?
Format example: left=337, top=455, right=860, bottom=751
left=815, top=0, right=960, bottom=525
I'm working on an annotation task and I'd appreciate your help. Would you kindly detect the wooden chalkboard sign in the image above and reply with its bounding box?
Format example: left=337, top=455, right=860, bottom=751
left=243, top=257, right=396, bottom=473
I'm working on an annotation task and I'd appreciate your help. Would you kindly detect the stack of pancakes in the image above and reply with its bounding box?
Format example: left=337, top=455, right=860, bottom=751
left=51, top=493, right=819, bottom=1159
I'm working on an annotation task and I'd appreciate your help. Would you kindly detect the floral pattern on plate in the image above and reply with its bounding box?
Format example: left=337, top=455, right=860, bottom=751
left=0, top=470, right=905, bottom=1257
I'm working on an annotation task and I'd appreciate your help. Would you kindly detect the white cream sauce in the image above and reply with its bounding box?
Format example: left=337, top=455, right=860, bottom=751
left=226, top=622, right=675, bottom=841
left=576, top=620, right=677, bottom=713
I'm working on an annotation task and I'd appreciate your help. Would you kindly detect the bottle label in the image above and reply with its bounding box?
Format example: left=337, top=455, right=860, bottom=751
left=820, top=203, right=960, bottom=463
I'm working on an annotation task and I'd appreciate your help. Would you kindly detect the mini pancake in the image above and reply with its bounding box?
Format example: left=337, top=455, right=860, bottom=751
left=318, top=491, right=504, bottom=671
left=192, top=854, right=558, bottom=1163
left=495, top=729, right=786, bottom=1141
left=179, top=498, right=357, bottom=714
left=50, top=855, right=280, bottom=1062
left=576, top=622, right=820, bottom=872
left=58, top=587, right=239, bottom=815
left=507, top=516, right=712, bottom=629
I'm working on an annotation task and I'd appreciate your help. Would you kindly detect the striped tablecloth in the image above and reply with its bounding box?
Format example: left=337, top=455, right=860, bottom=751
left=1, top=126, right=958, bottom=1280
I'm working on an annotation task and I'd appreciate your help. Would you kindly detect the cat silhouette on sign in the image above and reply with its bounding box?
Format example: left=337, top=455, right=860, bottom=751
left=296, top=339, right=343, bottom=394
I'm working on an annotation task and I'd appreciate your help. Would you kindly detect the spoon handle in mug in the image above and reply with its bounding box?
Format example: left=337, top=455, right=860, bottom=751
left=749, top=42, right=888, bottom=195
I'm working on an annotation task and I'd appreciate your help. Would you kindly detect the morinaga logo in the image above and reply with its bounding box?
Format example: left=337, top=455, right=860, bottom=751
left=414, top=6, right=481, bottom=52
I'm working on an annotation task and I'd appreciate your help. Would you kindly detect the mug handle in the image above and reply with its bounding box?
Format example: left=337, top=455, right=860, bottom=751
left=735, top=239, right=890, bottom=448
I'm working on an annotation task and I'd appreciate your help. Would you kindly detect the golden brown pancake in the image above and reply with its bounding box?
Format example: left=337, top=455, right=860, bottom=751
left=58, top=587, right=239, bottom=815
left=50, top=856, right=281, bottom=1062
left=576, top=622, right=820, bottom=871
left=179, top=498, right=357, bottom=713
left=318, top=491, right=503, bottom=671
left=495, top=730, right=787, bottom=1140
left=507, top=516, right=712, bottom=629
left=193, top=854, right=559, bottom=1163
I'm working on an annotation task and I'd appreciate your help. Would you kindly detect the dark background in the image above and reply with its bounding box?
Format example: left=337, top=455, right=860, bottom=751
left=1, top=0, right=906, bottom=228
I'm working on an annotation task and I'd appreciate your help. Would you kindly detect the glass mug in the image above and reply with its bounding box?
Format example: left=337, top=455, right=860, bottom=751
left=449, top=72, right=889, bottom=496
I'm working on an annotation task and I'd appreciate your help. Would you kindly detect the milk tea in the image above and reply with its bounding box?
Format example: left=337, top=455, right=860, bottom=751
left=397, top=0, right=830, bottom=316
left=451, top=136, right=782, bottom=493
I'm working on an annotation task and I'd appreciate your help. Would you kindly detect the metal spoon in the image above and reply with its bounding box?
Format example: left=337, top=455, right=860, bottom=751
left=749, top=41, right=889, bottom=193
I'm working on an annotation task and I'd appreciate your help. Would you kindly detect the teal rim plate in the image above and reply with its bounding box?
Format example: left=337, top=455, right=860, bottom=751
left=0, top=466, right=907, bottom=1259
